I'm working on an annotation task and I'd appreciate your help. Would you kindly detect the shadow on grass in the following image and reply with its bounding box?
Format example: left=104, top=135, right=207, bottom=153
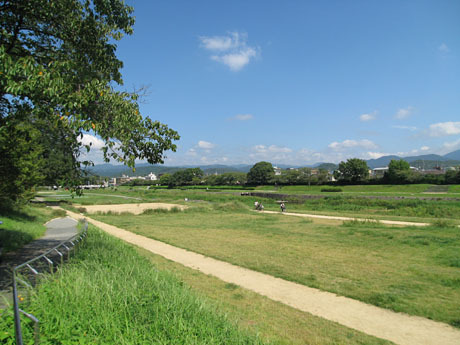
left=0, top=228, right=35, bottom=253
left=0, top=207, right=37, bottom=222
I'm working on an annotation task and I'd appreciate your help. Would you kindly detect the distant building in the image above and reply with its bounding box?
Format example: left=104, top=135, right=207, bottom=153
left=372, top=166, right=419, bottom=177
left=372, top=167, right=388, bottom=177
left=273, top=166, right=282, bottom=176
left=147, top=172, right=157, bottom=181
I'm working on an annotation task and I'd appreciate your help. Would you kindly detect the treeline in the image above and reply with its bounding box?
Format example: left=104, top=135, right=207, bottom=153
left=123, top=159, right=460, bottom=188
left=333, top=158, right=460, bottom=185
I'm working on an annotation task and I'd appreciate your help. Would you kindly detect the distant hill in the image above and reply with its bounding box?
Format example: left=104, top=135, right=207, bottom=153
left=87, top=149, right=460, bottom=176
left=365, top=155, right=402, bottom=169
left=444, top=149, right=460, bottom=160
left=365, top=152, right=460, bottom=169
left=409, top=160, right=460, bottom=170
left=403, top=154, right=448, bottom=163
left=316, top=163, right=338, bottom=171
left=88, top=163, right=251, bottom=177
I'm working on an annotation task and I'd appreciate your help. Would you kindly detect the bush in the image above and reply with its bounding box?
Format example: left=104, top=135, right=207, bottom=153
left=321, top=187, right=342, bottom=192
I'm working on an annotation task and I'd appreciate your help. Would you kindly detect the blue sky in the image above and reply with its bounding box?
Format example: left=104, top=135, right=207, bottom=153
left=84, top=0, right=460, bottom=166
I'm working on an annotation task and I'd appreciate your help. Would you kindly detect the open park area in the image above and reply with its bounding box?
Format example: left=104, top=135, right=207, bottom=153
left=2, top=185, right=459, bottom=344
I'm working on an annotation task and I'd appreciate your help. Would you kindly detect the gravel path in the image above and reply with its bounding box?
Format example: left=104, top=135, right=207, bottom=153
left=64, top=207, right=460, bottom=345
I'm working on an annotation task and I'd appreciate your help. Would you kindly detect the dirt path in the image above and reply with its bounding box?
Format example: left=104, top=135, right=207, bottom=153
left=65, top=209, right=460, bottom=345
left=262, top=210, right=431, bottom=226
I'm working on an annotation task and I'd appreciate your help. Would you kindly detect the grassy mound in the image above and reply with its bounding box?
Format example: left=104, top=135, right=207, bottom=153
left=1, top=226, right=266, bottom=345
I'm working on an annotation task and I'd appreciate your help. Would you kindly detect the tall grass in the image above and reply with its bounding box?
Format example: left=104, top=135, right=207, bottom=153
left=0, top=226, right=267, bottom=345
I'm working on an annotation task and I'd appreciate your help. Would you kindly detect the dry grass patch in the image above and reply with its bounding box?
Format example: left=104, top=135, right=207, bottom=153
left=81, top=202, right=187, bottom=215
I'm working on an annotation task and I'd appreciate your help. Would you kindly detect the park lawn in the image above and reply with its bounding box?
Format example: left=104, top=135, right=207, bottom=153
left=91, top=204, right=460, bottom=328
left=138, top=247, right=394, bottom=345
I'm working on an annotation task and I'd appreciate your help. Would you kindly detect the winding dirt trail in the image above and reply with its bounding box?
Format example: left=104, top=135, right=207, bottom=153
left=64, top=207, right=460, bottom=345
left=262, top=210, right=431, bottom=226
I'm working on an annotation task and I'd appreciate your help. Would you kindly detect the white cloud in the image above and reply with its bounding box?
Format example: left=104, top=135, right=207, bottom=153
left=78, top=134, right=105, bottom=150
left=428, top=121, right=460, bottom=137
left=231, top=113, right=253, bottom=121
left=328, top=139, right=377, bottom=151
left=395, top=106, right=414, bottom=120
left=197, top=140, right=215, bottom=149
left=393, top=125, right=417, bottom=131
left=438, top=43, right=450, bottom=53
left=253, top=145, right=292, bottom=153
left=211, top=47, right=257, bottom=71
left=420, top=146, right=430, bottom=151
left=366, top=152, right=391, bottom=159
left=199, top=32, right=241, bottom=51
left=200, top=31, right=259, bottom=71
left=440, top=139, right=460, bottom=153
left=186, top=148, right=197, bottom=156
left=360, top=111, right=377, bottom=122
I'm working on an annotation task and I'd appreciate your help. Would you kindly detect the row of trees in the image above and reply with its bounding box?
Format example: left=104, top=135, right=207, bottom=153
left=126, top=159, right=460, bottom=187
left=1, top=0, right=179, bottom=206
left=332, top=158, right=460, bottom=185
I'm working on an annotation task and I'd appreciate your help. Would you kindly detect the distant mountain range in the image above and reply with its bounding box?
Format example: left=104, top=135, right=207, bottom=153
left=365, top=149, right=460, bottom=169
left=87, top=149, right=460, bottom=177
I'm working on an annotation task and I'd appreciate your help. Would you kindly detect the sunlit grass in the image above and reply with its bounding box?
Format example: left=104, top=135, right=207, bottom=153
left=0, top=226, right=268, bottom=344
left=92, top=207, right=460, bottom=327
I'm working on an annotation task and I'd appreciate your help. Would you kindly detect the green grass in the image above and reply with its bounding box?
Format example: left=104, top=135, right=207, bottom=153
left=80, top=186, right=460, bottom=220
left=138, top=248, right=394, bottom=345
left=91, top=205, right=460, bottom=327
left=256, top=184, right=433, bottom=194
left=256, top=184, right=460, bottom=196
left=0, top=206, right=64, bottom=254
left=0, top=226, right=267, bottom=345
left=449, top=185, right=460, bottom=193
left=284, top=195, right=460, bottom=220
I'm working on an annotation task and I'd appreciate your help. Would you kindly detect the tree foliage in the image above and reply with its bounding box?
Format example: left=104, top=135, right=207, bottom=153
left=247, top=161, right=274, bottom=185
left=386, top=159, right=411, bottom=184
left=334, top=158, right=369, bottom=183
left=205, top=172, right=247, bottom=186
left=170, top=168, right=204, bottom=187
left=0, top=0, right=179, bottom=202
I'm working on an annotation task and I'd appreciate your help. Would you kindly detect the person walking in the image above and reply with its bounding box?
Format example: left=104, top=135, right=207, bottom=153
left=280, top=202, right=286, bottom=212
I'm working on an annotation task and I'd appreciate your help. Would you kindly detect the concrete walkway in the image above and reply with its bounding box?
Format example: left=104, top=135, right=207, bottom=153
left=0, top=217, right=78, bottom=300
left=65, top=209, right=460, bottom=345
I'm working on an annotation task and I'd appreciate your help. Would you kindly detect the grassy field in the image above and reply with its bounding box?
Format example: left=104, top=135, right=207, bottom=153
left=255, top=184, right=460, bottom=196
left=0, top=205, right=66, bottom=254
left=90, top=201, right=460, bottom=328
left=138, top=247, right=393, bottom=345
left=284, top=196, right=460, bottom=221
left=42, top=186, right=460, bottom=223
left=0, top=226, right=268, bottom=345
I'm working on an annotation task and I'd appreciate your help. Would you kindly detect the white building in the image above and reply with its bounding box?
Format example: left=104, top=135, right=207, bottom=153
left=147, top=172, right=157, bottom=181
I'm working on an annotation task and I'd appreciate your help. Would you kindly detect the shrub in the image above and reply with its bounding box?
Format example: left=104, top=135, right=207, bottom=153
left=321, top=187, right=342, bottom=192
